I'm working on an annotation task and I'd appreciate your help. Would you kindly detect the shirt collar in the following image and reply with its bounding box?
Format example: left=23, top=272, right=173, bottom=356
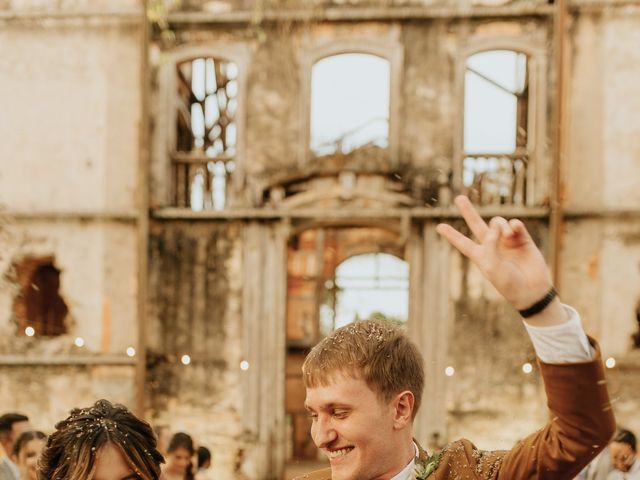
left=390, top=443, right=420, bottom=480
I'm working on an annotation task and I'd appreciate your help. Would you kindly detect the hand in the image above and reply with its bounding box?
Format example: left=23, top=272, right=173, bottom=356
left=435, top=195, right=552, bottom=311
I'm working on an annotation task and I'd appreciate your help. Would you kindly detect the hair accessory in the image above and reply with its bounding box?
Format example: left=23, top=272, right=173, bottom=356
left=518, top=287, right=558, bottom=318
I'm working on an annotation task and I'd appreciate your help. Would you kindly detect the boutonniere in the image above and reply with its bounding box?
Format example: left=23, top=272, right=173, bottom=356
left=413, top=452, right=441, bottom=480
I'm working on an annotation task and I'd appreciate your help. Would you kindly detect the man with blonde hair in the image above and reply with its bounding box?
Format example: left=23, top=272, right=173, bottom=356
left=297, top=196, right=616, bottom=480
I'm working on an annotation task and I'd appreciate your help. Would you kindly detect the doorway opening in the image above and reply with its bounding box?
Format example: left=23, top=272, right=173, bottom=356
left=284, top=226, right=408, bottom=463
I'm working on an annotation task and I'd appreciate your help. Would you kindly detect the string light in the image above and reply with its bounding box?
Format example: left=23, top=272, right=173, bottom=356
left=74, top=337, right=85, bottom=347
left=181, top=354, right=191, bottom=365
left=445, top=366, right=455, bottom=377
left=522, top=362, right=533, bottom=374
left=25, top=327, right=35, bottom=337
left=605, top=357, right=616, bottom=369
left=126, top=347, right=136, bottom=357
left=240, top=360, right=249, bottom=371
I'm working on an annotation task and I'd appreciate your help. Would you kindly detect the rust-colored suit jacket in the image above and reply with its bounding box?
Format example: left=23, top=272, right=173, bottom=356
left=294, top=341, right=615, bottom=480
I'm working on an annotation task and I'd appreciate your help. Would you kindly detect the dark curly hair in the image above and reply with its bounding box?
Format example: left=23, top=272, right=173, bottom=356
left=37, top=399, right=164, bottom=480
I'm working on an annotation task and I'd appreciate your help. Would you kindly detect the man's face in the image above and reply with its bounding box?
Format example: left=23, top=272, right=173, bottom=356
left=3, top=421, right=30, bottom=453
left=609, top=441, right=636, bottom=472
left=305, top=374, right=401, bottom=480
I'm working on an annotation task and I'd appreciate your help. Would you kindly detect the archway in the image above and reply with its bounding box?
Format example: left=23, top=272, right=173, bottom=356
left=284, top=226, right=408, bottom=464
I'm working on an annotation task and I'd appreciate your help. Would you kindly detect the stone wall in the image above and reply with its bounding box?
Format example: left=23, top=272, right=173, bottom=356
left=0, top=0, right=143, bottom=430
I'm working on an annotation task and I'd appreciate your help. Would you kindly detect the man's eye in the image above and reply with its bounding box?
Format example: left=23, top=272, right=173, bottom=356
left=307, top=412, right=318, bottom=419
left=332, top=410, right=349, bottom=418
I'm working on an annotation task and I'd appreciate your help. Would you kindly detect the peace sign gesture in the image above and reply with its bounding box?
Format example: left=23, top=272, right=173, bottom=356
left=436, top=196, right=566, bottom=326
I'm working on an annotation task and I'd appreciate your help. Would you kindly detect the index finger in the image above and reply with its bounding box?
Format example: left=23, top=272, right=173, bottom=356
left=455, top=195, right=489, bottom=242
left=435, top=223, right=478, bottom=260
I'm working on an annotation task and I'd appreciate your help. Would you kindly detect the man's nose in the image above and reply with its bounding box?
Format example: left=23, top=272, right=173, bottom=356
left=312, top=417, right=338, bottom=448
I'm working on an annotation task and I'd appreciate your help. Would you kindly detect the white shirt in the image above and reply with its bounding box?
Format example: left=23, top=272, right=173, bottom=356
left=391, top=443, right=419, bottom=480
left=524, top=304, right=593, bottom=363
left=606, top=460, right=640, bottom=480
left=391, top=305, right=593, bottom=480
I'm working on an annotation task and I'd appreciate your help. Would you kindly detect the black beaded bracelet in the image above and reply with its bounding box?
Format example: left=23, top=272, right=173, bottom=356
left=518, top=287, right=558, bottom=318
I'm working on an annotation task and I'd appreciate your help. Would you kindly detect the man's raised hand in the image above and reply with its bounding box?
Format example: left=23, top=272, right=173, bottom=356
left=436, top=196, right=565, bottom=325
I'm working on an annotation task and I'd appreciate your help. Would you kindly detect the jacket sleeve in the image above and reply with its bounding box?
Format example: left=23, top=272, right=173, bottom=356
left=497, top=337, right=616, bottom=479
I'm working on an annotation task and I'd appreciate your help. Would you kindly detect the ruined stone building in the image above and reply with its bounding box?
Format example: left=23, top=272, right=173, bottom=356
left=1, top=0, right=640, bottom=478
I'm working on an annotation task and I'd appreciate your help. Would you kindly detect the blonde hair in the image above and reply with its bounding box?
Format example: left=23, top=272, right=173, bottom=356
left=302, top=319, right=424, bottom=417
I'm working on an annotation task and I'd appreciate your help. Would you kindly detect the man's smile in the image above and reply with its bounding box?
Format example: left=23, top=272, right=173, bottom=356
left=325, top=446, right=355, bottom=461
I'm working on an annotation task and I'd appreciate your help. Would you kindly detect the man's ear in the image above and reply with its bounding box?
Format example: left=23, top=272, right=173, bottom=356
left=392, top=390, right=415, bottom=429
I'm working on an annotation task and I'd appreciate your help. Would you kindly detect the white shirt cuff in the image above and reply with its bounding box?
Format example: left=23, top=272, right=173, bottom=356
left=523, top=304, right=594, bottom=363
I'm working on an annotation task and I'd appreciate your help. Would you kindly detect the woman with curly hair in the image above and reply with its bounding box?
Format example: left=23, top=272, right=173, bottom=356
left=38, top=399, right=164, bottom=480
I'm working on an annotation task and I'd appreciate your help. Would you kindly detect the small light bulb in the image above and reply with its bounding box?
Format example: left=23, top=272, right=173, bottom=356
left=181, top=354, right=191, bottom=365
left=126, top=347, right=136, bottom=357
left=25, top=327, right=35, bottom=337
left=605, top=357, right=616, bottom=369
left=522, top=362, right=533, bottom=374
left=240, top=360, right=249, bottom=371
left=445, top=366, right=455, bottom=377
left=74, top=337, right=85, bottom=347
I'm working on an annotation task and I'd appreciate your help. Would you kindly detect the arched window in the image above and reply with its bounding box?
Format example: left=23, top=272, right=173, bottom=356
left=319, top=252, right=408, bottom=336
left=463, top=49, right=530, bottom=205
left=174, top=56, right=239, bottom=210
left=310, top=53, right=390, bottom=158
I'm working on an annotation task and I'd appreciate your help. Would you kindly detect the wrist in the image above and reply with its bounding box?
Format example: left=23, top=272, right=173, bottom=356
left=521, top=297, right=568, bottom=327
left=518, top=287, right=558, bottom=318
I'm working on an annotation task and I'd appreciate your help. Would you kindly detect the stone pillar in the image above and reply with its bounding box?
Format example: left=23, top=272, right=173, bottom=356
left=241, top=221, right=288, bottom=480
left=408, top=221, right=451, bottom=450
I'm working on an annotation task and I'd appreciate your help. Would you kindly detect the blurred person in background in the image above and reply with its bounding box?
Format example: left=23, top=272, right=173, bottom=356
left=155, top=425, right=172, bottom=458
left=0, top=413, right=30, bottom=480
left=607, top=429, right=639, bottom=480
left=11, top=431, right=45, bottom=480
left=161, top=432, right=202, bottom=480
left=578, top=429, right=640, bottom=480
left=196, top=446, right=212, bottom=480
left=37, top=399, right=164, bottom=480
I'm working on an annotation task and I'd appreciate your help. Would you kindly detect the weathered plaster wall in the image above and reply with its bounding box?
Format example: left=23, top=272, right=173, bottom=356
left=565, top=6, right=640, bottom=435
left=0, top=1, right=142, bottom=430
left=0, top=222, right=137, bottom=352
left=0, top=365, right=135, bottom=431
left=148, top=221, right=245, bottom=479
left=0, top=22, right=141, bottom=212
left=600, top=8, right=640, bottom=209
left=446, top=221, right=547, bottom=449
left=568, top=8, right=640, bottom=209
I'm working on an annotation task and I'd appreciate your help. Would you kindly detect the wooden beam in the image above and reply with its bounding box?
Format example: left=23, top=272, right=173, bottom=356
left=549, top=0, right=569, bottom=287
left=7, top=211, right=138, bottom=222
left=152, top=206, right=550, bottom=221
left=165, top=5, right=554, bottom=25
left=0, top=355, right=136, bottom=366
left=135, top=0, right=151, bottom=418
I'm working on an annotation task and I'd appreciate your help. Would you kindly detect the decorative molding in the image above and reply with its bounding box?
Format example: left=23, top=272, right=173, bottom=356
left=166, top=5, right=555, bottom=24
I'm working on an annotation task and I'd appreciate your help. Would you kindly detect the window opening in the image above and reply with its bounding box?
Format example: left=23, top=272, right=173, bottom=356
left=12, top=257, right=68, bottom=337
left=463, top=50, right=529, bottom=205
left=311, top=53, right=390, bottom=158
left=174, top=57, right=238, bottom=210
left=320, top=252, right=408, bottom=337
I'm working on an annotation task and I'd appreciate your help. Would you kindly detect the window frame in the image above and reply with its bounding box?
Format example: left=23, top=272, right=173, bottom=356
left=153, top=43, right=250, bottom=209
left=298, top=38, right=404, bottom=168
left=454, top=38, right=547, bottom=206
